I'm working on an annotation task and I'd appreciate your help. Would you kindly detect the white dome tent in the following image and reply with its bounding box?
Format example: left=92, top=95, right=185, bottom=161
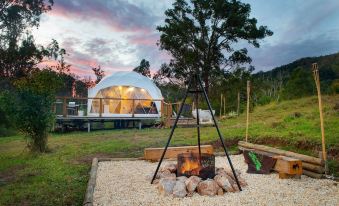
left=87, top=71, right=163, bottom=118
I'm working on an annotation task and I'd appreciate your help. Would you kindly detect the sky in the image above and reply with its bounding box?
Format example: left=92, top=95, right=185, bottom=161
left=33, top=0, right=339, bottom=78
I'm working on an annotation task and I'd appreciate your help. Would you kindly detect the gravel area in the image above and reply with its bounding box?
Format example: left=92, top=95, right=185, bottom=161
left=93, top=155, right=338, bottom=206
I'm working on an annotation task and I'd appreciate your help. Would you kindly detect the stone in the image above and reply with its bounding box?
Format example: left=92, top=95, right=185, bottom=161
left=217, top=187, right=224, bottom=196
left=146, top=173, right=159, bottom=181
left=153, top=179, right=160, bottom=184
left=162, top=163, right=177, bottom=173
left=185, top=176, right=201, bottom=193
left=218, top=168, right=247, bottom=188
left=176, top=176, right=188, bottom=182
left=214, top=174, right=233, bottom=192
left=172, top=181, right=187, bottom=198
left=159, top=170, right=176, bottom=180
left=158, top=178, right=176, bottom=196
left=197, top=179, right=219, bottom=196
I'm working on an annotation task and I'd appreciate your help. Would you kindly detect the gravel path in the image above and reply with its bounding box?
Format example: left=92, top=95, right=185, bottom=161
left=93, top=155, right=338, bottom=206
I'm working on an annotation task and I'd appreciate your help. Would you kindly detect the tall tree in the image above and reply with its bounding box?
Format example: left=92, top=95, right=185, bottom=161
left=156, top=0, right=273, bottom=93
left=0, top=0, right=55, bottom=79
left=92, top=65, right=105, bottom=84
left=133, top=59, right=151, bottom=78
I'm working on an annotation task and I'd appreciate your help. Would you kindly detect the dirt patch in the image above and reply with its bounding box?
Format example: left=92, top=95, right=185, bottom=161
left=0, top=164, right=26, bottom=185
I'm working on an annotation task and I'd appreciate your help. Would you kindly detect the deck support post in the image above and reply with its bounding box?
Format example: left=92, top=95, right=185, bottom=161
left=138, top=121, right=142, bottom=130
left=87, top=122, right=91, bottom=132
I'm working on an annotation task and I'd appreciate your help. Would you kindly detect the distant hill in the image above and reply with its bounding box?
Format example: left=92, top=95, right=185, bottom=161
left=252, top=52, right=339, bottom=103
left=255, top=52, right=339, bottom=83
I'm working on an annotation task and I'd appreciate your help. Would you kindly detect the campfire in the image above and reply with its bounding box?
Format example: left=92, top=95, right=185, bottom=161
left=177, top=153, right=215, bottom=179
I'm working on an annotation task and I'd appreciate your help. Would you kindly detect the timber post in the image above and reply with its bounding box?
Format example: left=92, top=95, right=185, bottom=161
left=245, top=81, right=250, bottom=142
left=312, top=63, right=328, bottom=174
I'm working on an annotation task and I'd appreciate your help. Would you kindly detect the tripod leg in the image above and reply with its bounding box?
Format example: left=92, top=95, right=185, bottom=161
left=197, top=76, right=242, bottom=191
left=151, top=80, right=191, bottom=184
left=194, top=75, right=202, bottom=162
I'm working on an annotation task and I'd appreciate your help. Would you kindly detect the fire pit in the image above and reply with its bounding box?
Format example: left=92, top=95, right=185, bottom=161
left=177, top=153, right=215, bottom=179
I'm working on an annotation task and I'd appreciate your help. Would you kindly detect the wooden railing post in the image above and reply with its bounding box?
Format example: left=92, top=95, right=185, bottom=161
left=132, top=99, right=135, bottom=117
left=63, top=97, right=67, bottom=117
left=161, top=100, right=164, bottom=117
left=99, top=98, right=102, bottom=117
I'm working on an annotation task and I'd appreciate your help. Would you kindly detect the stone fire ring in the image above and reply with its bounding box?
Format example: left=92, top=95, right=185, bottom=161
left=84, top=156, right=338, bottom=206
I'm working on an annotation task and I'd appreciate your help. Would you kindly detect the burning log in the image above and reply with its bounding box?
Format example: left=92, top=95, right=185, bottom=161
left=177, top=153, right=215, bottom=179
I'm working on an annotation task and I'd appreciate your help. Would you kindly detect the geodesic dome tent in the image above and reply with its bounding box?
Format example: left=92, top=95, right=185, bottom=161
left=87, top=71, right=163, bottom=118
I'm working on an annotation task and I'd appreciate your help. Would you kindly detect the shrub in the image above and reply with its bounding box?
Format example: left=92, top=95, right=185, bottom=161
left=4, top=69, right=61, bottom=152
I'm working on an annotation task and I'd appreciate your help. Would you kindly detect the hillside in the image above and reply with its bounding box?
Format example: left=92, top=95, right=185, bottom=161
left=0, top=95, right=338, bottom=205
left=255, top=52, right=339, bottom=82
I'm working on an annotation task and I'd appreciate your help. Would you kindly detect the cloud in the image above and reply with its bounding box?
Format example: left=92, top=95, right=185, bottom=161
left=249, top=31, right=339, bottom=71
left=52, top=0, right=158, bottom=32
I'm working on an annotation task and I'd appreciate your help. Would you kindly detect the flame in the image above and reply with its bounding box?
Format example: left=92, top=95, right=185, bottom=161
left=180, top=156, right=201, bottom=175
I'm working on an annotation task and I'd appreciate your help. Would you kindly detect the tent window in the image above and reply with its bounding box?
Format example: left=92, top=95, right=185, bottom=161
left=90, top=86, right=158, bottom=114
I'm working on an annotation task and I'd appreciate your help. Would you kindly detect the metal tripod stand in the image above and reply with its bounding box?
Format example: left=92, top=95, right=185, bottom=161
left=150, top=73, right=242, bottom=191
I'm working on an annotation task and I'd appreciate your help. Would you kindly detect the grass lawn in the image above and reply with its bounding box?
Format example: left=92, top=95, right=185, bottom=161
left=0, top=95, right=338, bottom=205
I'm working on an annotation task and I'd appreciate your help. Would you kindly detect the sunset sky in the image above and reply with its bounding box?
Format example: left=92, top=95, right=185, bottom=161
left=33, top=0, right=339, bottom=78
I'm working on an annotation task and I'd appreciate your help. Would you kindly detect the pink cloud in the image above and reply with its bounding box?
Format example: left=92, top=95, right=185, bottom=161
left=50, top=0, right=156, bottom=33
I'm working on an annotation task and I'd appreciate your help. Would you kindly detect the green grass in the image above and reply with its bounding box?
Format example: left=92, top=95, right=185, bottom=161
left=0, top=95, right=338, bottom=205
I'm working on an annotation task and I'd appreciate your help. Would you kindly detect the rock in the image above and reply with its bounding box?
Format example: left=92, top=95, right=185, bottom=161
left=238, top=178, right=248, bottom=187
left=197, top=179, right=219, bottom=196
left=158, top=178, right=176, bottom=196
left=173, top=181, right=187, bottom=198
left=159, top=170, right=176, bottom=180
left=219, top=168, right=247, bottom=188
left=224, top=168, right=241, bottom=178
left=217, top=187, right=224, bottom=196
left=176, top=176, right=188, bottom=182
left=162, top=163, right=177, bottom=173
left=214, top=174, right=233, bottom=192
left=185, top=176, right=201, bottom=193
left=146, top=173, right=159, bottom=181
left=153, top=179, right=160, bottom=184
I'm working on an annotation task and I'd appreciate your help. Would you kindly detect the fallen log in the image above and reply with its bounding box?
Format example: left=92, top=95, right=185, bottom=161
left=144, top=145, right=214, bottom=161
left=302, top=162, right=325, bottom=174
left=303, top=169, right=323, bottom=179
left=238, top=141, right=324, bottom=166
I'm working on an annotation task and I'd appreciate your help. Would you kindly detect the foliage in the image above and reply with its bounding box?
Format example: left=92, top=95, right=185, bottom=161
left=281, top=67, right=315, bottom=99
left=133, top=59, right=151, bottom=78
left=155, top=0, right=272, bottom=93
left=2, top=69, right=61, bottom=152
left=92, top=65, right=105, bottom=84
left=253, top=52, right=339, bottom=102
left=331, top=79, right=339, bottom=94
left=0, top=0, right=54, bottom=79
left=0, top=0, right=53, bottom=48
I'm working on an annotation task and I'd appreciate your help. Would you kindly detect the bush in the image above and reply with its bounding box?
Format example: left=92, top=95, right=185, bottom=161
left=4, top=69, right=61, bottom=152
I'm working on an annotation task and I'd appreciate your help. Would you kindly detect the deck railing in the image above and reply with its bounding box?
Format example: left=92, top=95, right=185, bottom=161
left=54, top=96, right=171, bottom=118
